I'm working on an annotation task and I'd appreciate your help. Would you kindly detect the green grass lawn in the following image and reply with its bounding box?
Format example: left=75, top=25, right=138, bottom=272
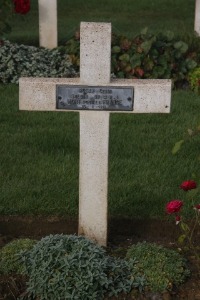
left=1, top=0, right=200, bottom=219
left=0, top=84, right=200, bottom=218
left=6, top=0, right=195, bottom=45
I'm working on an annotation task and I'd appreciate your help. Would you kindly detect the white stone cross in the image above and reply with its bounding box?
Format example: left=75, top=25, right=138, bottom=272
left=38, top=0, right=57, bottom=49
left=19, top=22, right=171, bottom=246
left=195, top=0, right=200, bottom=36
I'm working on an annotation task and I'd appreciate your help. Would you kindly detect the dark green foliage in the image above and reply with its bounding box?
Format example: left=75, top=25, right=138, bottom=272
left=0, top=0, right=12, bottom=37
left=188, top=67, right=200, bottom=93
left=63, top=29, right=198, bottom=86
left=0, top=40, right=78, bottom=83
left=1, top=29, right=199, bottom=87
left=0, top=239, right=36, bottom=274
left=111, top=30, right=197, bottom=84
left=21, top=234, right=145, bottom=299
left=126, top=242, right=190, bottom=292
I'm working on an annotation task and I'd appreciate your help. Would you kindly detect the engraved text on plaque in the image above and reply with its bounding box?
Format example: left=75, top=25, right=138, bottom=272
left=56, top=85, right=134, bottom=111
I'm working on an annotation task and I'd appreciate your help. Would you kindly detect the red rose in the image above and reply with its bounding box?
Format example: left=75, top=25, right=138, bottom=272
left=180, top=180, right=197, bottom=191
left=166, top=200, right=183, bottom=214
left=13, top=0, right=30, bottom=14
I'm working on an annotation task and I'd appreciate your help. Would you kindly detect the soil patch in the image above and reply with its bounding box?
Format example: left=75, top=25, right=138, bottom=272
left=0, top=216, right=200, bottom=299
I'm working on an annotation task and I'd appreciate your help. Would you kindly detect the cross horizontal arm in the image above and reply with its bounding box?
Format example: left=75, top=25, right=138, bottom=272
left=19, top=77, right=171, bottom=113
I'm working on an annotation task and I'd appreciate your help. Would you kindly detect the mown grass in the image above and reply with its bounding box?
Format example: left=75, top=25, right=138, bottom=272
left=6, top=0, right=195, bottom=45
left=109, top=91, right=200, bottom=218
left=0, top=84, right=200, bottom=218
left=1, top=0, right=200, bottom=219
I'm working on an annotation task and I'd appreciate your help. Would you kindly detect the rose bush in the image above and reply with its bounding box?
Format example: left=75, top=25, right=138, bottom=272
left=165, top=180, right=200, bottom=273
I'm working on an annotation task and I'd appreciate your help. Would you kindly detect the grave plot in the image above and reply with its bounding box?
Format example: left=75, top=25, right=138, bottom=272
left=19, top=22, right=171, bottom=246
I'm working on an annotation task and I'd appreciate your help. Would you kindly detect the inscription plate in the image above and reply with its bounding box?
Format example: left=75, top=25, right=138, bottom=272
left=56, top=85, right=134, bottom=111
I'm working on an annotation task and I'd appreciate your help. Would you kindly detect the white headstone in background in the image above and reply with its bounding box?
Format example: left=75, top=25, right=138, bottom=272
left=195, top=0, right=200, bottom=36
left=38, top=0, right=57, bottom=48
left=19, top=22, right=172, bottom=246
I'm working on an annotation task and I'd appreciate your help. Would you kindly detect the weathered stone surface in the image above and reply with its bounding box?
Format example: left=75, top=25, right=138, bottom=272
left=195, top=0, right=200, bottom=36
left=38, top=0, right=57, bottom=48
left=80, top=22, right=111, bottom=85
left=19, top=77, right=171, bottom=114
left=79, top=111, right=109, bottom=246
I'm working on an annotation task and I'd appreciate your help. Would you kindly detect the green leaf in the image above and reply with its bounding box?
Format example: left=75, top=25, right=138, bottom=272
left=112, top=46, right=121, bottom=54
left=152, top=66, right=165, bottom=76
left=174, top=41, right=188, bottom=54
left=117, top=71, right=125, bottom=78
left=178, top=234, right=186, bottom=244
left=163, top=71, right=171, bottom=79
left=158, top=55, right=168, bottom=67
left=172, top=140, right=184, bottom=155
left=174, top=50, right=182, bottom=59
left=197, top=124, right=200, bottom=131
left=164, top=31, right=174, bottom=42
left=186, top=187, right=199, bottom=199
left=141, top=40, right=153, bottom=54
left=150, top=48, right=159, bottom=57
left=187, top=129, right=194, bottom=136
left=130, top=59, right=141, bottom=68
left=180, top=222, right=190, bottom=233
left=140, top=27, right=148, bottom=35
left=130, top=53, right=142, bottom=68
left=119, top=53, right=130, bottom=62
left=185, top=58, right=197, bottom=70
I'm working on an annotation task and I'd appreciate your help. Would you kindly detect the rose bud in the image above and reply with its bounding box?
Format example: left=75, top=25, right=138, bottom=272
left=194, top=204, right=200, bottom=211
left=175, top=215, right=181, bottom=225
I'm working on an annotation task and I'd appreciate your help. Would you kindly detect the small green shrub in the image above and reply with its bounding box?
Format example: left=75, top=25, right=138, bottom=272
left=111, top=29, right=197, bottom=84
left=0, top=40, right=78, bottom=84
left=63, top=29, right=198, bottom=86
left=21, top=234, right=145, bottom=300
left=0, top=238, right=36, bottom=274
left=126, top=242, right=190, bottom=292
left=188, top=67, right=200, bottom=93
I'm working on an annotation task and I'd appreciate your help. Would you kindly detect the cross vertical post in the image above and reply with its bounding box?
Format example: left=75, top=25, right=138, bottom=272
left=78, top=23, right=111, bottom=246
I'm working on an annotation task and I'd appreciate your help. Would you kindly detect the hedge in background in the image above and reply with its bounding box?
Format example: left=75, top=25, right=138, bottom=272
left=1, top=29, right=200, bottom=87
left=0, top=40, right=78, bottom=84
left=64, top=29, right=199, bottom=87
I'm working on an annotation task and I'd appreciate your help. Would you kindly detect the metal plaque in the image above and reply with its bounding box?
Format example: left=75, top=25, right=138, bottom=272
left=56, top=85, right=134, bottom=111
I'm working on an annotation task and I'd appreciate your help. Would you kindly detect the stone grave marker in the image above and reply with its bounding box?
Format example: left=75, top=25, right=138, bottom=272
left=19, top=22, right=171, bottom=246
left=38, top=0, right=57, bottom=48
left=195, top=0, right=200, bottom=36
